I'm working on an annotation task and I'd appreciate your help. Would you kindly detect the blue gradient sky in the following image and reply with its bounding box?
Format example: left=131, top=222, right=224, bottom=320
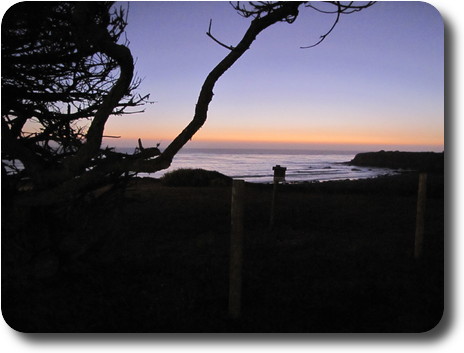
left=105, top=1, right=444, bottom=151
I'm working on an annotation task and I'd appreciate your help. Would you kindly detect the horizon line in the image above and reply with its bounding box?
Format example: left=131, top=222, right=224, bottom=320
left=103, top=137, right=444, bottom=153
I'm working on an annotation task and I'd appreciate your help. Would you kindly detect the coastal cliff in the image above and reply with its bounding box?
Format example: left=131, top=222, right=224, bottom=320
left=349, top=151, right=444, bottom=172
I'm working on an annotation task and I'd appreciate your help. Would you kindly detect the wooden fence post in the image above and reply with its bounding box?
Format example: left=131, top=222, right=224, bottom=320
left=414, top=172, right=427, bottom=260
left=269, top=181, right=277, bottom=230
left=229, top=179, right=245, bottom=319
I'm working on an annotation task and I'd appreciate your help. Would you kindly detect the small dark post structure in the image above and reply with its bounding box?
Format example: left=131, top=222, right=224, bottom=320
left=269, top=165, right=287, bottom=230
left=414, top=172, right=428, bottom=260
left=229, top=179, right=245, bottom=319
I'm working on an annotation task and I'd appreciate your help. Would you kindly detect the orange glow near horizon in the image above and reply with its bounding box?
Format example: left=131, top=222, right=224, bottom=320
left=105, top=123, right=444, bottom=151
left=197, top=128, right=443, bottom=146
left=190, top=135, right=444, bottom=148
left=105, top=117, right=444, bottom=150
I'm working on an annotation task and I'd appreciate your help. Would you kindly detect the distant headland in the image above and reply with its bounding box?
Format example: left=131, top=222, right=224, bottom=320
left=349, top=150, right=444, bottom=173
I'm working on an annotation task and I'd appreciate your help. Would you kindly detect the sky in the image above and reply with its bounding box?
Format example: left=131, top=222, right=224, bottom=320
left=102, top=1, right=444, bottom=152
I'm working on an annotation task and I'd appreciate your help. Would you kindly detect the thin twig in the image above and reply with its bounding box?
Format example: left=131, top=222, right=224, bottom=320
left=301, top=3, right=341, bottom=49
left=206, top=19, right=235, bottom=50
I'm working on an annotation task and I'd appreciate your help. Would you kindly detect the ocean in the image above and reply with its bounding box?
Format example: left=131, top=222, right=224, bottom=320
left=122, top=148, right=395, bottom=183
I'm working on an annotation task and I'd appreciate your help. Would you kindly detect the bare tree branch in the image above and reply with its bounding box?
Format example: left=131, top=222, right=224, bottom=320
left=206, top=19, right=235, bottom=50
left=131, top=1, right=304, bottom=173
left=301, top=1, right=376, bottom=49
left=301, top=2, right=342, bottom=49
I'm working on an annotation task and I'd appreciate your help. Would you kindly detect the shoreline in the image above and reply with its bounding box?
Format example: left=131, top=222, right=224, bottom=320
left=137, top=150, right=444, bottom=185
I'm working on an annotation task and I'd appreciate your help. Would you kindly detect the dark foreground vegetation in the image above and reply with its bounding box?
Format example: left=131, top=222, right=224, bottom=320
left=2, top=172, right=444, bottom=332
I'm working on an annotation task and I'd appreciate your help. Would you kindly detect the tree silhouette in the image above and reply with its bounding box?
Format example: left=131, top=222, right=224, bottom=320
left=2, top=1, right=150, bottom=198
left=2, top=1, right=375, bottom=201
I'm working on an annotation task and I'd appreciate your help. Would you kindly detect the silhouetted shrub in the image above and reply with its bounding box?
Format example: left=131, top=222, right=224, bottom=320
left=160, top=168, right=232, bottom=187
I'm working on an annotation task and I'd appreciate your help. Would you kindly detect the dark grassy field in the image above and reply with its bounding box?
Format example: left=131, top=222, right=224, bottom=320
left=2, top=172, right=444, bottom=332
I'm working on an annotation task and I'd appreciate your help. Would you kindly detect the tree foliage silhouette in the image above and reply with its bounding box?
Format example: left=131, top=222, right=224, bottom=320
left=2, top=1, right=150, bottom=198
